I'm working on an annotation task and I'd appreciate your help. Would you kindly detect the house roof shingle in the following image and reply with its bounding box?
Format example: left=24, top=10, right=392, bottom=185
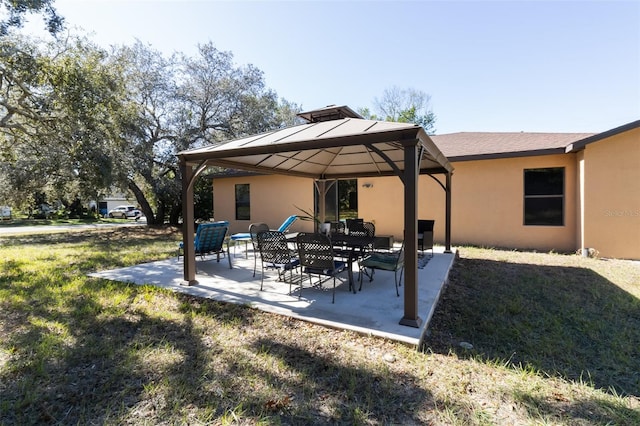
left=431, top=132, right=595, bottom=161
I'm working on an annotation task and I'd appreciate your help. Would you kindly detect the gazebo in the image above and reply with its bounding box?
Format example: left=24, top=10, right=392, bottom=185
left=177, top=105, right=454, bottom=328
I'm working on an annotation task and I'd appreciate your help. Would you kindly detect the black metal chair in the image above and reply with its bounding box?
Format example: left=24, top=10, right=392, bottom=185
left=256, top=230, right=299, bottom=291
left=358, top=240, right=405, bottom=296
left=296, top=232, right=347, bottom=303
left=346, top=221, right=375, bottom=254
left=329, top=221, right=346, bottom=235
left=417, top=220, right=435, bottom=255
left=249, top=222, right=270, bottom=277
left=347, top=220, right=374, bottom=237
left=345, top=218, right=364, bottom=234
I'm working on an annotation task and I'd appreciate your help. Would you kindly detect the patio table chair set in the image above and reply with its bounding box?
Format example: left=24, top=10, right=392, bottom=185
left=179, top=216, right=433, bottom=303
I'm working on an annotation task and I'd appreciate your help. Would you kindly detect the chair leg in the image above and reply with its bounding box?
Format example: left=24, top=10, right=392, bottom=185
left=260, top=263, right=264, bottom=291
left=253, top=253, right=257, bottom=277
left=394, top=270, right=400, bottom=297
left=332, top=276, right=336, bottom=304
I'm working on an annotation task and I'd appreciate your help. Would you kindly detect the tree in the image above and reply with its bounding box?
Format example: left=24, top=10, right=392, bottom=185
left=359, top=86, right=436, bottom=134
left=0, top=0, right=64, bottom=35
left=0, top=34, right=130, bottom=210
left=115, top=41, right=301, bottom=225
left=1, top=34, right=301, bottom=223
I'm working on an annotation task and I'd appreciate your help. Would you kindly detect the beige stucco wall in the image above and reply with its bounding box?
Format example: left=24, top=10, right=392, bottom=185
left=212, top=174, right=315, bottom=235
left=582, top=128, right=640, bottom=259
left=209, top=129, right=639, bottom=259
left=359, top=154, right=578, bottom=252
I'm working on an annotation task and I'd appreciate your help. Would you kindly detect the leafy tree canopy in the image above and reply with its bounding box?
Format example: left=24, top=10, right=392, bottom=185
left=0, top=0, right=64, bottom=35
left=359, top=86, right=436, bottom=134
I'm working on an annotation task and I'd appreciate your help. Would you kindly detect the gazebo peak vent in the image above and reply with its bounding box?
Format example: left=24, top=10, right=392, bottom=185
left=297, top=105, right=363, bottom=123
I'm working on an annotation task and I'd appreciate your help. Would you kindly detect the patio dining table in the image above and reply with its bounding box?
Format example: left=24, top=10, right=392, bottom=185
left=327, top=234, right=376, bottom=293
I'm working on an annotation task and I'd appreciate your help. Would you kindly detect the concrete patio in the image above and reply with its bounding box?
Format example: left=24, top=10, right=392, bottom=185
left=90, top=245, right=457, bottom=346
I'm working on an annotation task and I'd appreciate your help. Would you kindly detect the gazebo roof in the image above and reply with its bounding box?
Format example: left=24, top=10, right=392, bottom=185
left=178, top=114, right=453, bottom=179
left=177, top=106, right=454, bottom=328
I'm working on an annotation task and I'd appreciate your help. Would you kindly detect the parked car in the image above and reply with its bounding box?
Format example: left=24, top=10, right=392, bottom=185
left=0, top=206, right=11, bottom=220
left=34, top=204, right=56, bottom=219
left=107, top=205, right=142, bottom=219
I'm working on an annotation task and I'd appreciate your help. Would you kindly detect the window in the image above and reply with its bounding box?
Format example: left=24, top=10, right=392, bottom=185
left=235, top=184, right=250, bottom=220
left=524, top=168, right=564, bottom=226
left=313, top=179, right=358, bottom=221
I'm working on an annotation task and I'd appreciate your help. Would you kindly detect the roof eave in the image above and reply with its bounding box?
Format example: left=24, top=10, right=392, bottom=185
left=448, top=148, right=567, bottom=162
left=566, top=119, right=640, bottom=153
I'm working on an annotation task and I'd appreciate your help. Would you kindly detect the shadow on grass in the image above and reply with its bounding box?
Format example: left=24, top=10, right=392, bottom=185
left=0, top=277, right=259, bottom=424
left=248, top=338, right=432, bottom=424
left=424, top=257, right=640, bottom=398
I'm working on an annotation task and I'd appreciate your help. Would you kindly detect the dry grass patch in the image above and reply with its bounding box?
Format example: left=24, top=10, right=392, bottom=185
left=1, top=230, right=639, bottom=425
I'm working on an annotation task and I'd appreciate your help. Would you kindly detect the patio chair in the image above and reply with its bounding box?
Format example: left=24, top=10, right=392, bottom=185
left=249, top=222, right=270, bottom=277
left=348, top=221, right=375, bottom=238
left=178, top=220, right=229, bottom=264
left=256, top=230, right=300, bottom=291
left=296, top=232, right=347, bottom=303
left=345, top=218, right=363, bottom=234
left=341, top=221, right=375, bottom=257
left=358, top=240, right=405, bottom=297
left=275, top=214, right=299, bottom=233
left=418, top=219, right=434, bottom=255
left=329, top=221, right=346, bottom=235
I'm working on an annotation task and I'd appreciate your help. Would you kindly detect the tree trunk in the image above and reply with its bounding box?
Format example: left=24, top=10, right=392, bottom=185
left=169, top=204, right=181, bottom=226
left=127, top=180, right=156, bottom=225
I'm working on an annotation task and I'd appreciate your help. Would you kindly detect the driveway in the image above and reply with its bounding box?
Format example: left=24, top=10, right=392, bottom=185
left=0, top=220, right=146, bottom=236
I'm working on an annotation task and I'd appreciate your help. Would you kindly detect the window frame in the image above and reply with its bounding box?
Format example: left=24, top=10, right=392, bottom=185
left=523, top=167, right=565, bottom=226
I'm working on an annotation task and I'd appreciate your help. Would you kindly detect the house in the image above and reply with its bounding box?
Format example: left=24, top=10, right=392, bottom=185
left=209, top=114, right=639, bottom=260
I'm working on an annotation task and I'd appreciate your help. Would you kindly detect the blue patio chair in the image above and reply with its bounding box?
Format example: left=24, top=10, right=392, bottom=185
left=229, top=216, right=298, bottom=249
left=296, top=232, right=347, bottom=303
left=275, top=215, right=299, bottom=233
left=178, top=221, right=229, bottom=265
left=358, top=240, right=405, bottom=297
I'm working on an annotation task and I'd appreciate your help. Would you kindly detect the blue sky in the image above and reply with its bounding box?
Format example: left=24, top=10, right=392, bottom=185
left=22, top=0, right=640, bottom=134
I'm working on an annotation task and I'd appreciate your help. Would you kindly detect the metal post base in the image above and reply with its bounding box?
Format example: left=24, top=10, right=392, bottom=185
left=399, top=316, right=423, bottom=328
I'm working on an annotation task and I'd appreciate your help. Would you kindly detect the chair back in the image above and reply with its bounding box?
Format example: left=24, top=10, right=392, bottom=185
left=277, top=215, right=299, bottom=233
left=345, top=218, right=363, bottom=234
left=296, top=232, right=335, bottom=271
left=249, top=222, right=269, bottom=250
left=417, top=219, right=434, bottom=252
left=395, top=240, right=405, bottom=269
left=329, top=221, right=345, bottom=235
left=349, top=221, right=375, bottom=238
left=257, top=231, right=293, bottom=265
left=418, top=220, right=435, bottom=233
left=195, top=221, right=229, bottom=254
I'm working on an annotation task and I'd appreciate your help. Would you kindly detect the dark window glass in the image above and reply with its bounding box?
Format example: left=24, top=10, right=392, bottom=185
left=524, top=168, right=564, bottom=226
left=524, top=168, right=564, bottom=196
left=235, top=184, right=250, bottom=220
left=313, top=179, right=358, bottom=222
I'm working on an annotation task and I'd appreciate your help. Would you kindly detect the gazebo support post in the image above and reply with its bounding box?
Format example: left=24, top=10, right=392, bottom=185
left=445, top=171, right=452, bottom=253
left=180, top=160, right=197, bottom=285
left=399, top=141, right=422, bottom=328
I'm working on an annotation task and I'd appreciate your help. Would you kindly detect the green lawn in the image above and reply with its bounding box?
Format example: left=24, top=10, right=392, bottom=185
left=1, top=228, right=638, bottom=425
